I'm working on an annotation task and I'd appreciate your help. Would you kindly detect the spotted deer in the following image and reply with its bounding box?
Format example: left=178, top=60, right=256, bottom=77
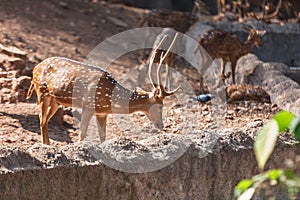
left=26, top=34, right=179, bottom=145
left=196, top=28, right=266, bottom=84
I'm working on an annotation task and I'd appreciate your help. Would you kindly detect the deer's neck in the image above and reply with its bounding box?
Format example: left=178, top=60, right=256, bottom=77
left=128, top=91, right=149, bottom=113
left=241, top=36, right=256, bottom=55
left=110, top=88, right=149, bottom=114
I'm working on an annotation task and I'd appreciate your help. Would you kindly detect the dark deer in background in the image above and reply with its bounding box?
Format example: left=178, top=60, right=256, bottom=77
left=138, top=0, right=210, bottom=33
left=196, top=28, right=266, bottom=84
left=27, top=34, right=179, bottom=145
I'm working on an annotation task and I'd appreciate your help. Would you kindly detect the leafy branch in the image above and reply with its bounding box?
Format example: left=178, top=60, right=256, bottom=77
left=234, top=110, right=300, bottom=199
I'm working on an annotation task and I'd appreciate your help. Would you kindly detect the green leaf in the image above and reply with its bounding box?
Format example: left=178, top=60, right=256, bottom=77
left=234, top=179, right=253, bottom=198
left=254, top=119, right=279, bottom=169
left=273, top=111, right=294, bottom=132
left=284, top=170, right=296, bottom=179
left=290, top=116, right=300, bottom=141
left=236, top=179, right=253, bottom=191
left=268, top=169, right=284, bottom=181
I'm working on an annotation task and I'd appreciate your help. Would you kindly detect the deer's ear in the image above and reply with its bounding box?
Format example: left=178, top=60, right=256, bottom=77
left=149, top=87, right=159, bottom=98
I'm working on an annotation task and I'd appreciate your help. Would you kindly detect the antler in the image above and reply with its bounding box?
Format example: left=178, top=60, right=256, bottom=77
left=148, top=35, right=167, bottom=90
left=148, top=32, right=180, bottom=98
left=156, top=33, right=180, bottom=98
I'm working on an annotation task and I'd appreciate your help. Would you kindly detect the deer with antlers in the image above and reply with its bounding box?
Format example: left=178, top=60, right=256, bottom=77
left=26, top=34, right=179, bottom=145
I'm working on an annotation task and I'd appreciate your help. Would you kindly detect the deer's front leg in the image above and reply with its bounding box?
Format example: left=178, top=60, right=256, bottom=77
left=231, top=60, right=237, bottom=85
left=79, top=108, right=93, bottom=141
left=96, top=115, right=107, bottom=143
left=39, top=96, right=51, bottom=145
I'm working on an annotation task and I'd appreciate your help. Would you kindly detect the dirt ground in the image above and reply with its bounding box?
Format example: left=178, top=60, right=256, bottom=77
left=0, top=0, right=281, bottom=148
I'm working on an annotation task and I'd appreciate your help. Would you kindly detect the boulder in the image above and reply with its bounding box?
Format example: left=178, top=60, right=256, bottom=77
left=0, top=53, right=24, bottom=72
left=0, top=43, right=36, bottom=76
left=236, top=54, right=300, bottom=115
left=0, top=43, right=27, bottom=59
left=11, top=76, right=32, bottom=101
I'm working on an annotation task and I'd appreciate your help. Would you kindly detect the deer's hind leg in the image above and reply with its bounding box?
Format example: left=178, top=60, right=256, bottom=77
left=79, top=108, right=94, bottom=141
left=46, top=99, right=60, bottom=125
left=40, top=98, right=59, bottom=145
left=38, top=96, right=59, bottom=145
left=39, top=96, right=50, bottom=144
left=96, top=115, right=107, bottom=143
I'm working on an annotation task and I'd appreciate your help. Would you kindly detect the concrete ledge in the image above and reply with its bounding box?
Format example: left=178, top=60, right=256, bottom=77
left=0, top=128, right=298, bottom=199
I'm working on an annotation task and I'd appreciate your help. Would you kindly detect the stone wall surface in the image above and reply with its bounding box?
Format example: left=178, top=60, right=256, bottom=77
left=0, top=129, right=299, bottom=200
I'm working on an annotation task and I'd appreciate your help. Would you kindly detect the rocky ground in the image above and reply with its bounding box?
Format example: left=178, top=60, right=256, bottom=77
left=0, top=0, right=296, bottom=151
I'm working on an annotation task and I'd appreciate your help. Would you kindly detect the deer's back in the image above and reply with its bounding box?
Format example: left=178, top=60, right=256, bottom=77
left=32, top=57, right=119, bottom=110
left=200, top=29, right=243, bottom=61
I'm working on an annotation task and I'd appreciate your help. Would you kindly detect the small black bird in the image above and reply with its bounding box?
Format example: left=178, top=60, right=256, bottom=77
left=192, top=94, right=215, bottom=103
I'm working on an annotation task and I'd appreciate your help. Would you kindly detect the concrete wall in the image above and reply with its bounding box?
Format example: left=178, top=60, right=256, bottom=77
left=0, top=131, right=299, bottom=199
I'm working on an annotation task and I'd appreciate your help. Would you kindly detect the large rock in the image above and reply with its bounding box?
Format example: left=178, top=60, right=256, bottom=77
left=0, top=53, right=24, bottom=72
left=11, top=76, right=32, bottom=102
left=271, top=62, right=300, bottom=85
left=0, top=43, right=36, bottom=76
left=0, top=43, right=27, bottom=59
left=236, top=54, right=300, bottom=115
left=0, top=43, right=37, bottom=103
